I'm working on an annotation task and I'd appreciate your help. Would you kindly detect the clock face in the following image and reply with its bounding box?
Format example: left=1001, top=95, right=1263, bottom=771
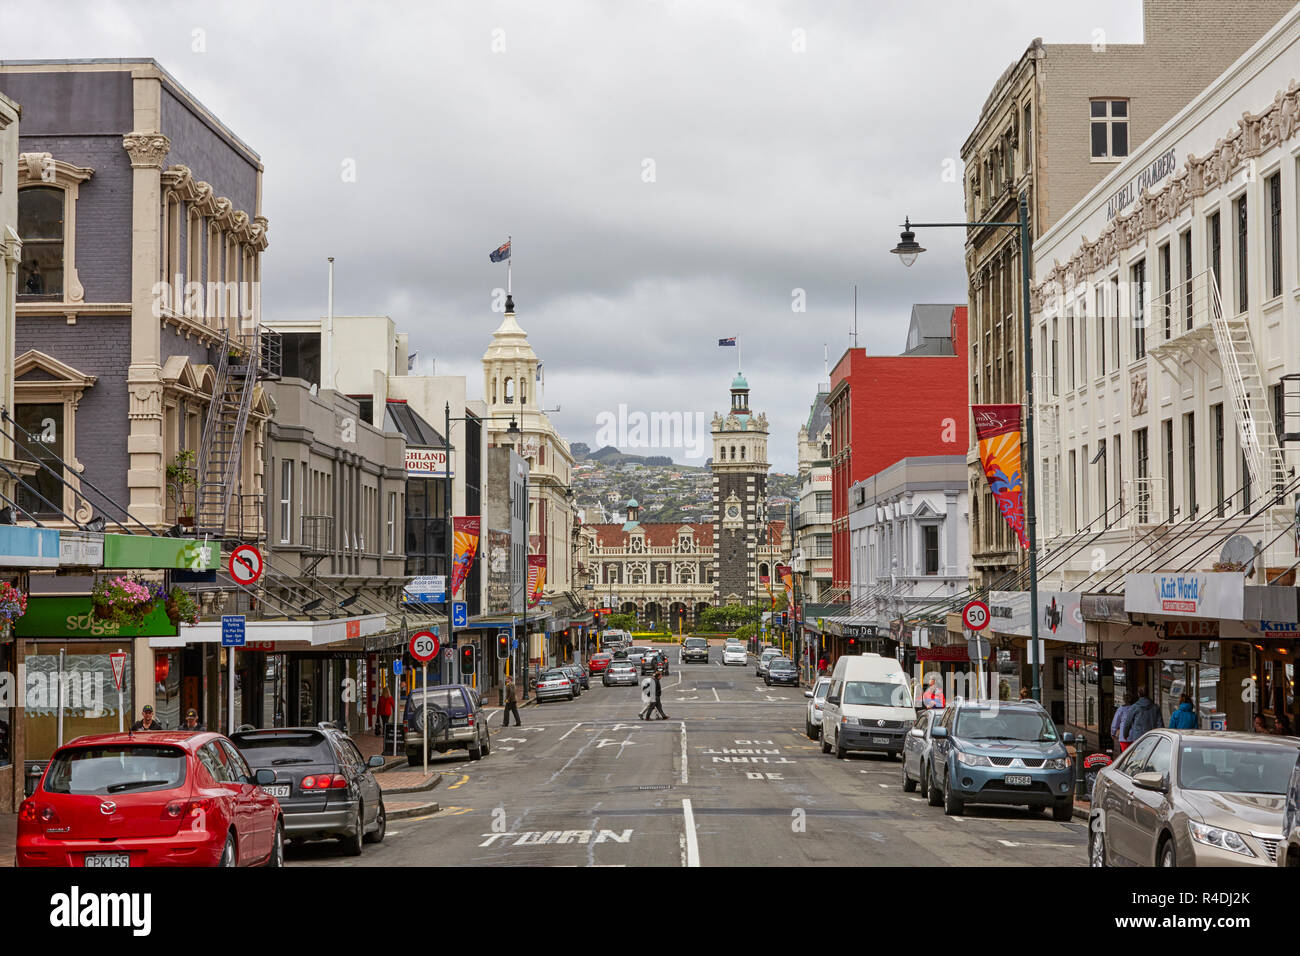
left=727, top=506, right=740, bottom=518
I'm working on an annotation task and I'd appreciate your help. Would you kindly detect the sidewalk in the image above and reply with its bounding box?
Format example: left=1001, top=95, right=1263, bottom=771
left=1, top=813, right=13, bottom=868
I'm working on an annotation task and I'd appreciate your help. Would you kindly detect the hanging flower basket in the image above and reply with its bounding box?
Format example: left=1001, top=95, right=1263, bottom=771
left=91, top=575, right=163, bottom=629
left=164, top=586, right=200, bottom=627
left=0, top=583, right=27, bottom=624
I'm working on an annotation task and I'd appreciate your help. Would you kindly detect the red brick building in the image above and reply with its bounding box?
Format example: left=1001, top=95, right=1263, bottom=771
left=829, top=305, right=969, bottom=592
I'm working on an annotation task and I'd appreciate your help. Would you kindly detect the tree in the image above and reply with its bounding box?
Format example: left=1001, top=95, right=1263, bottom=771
left=699, top=603, right=760, bottom=631
left=605, top=612, right=637, bottom=632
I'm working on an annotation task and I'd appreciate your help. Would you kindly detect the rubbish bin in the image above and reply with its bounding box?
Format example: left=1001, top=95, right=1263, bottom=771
left=24, top=760, right=46, bottom=798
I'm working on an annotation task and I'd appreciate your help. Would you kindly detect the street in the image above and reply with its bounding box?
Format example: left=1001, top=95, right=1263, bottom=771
left=289, top=646, right=1087, bottom=867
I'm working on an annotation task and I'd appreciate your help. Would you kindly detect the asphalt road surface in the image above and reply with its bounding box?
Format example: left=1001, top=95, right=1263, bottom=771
left=288, top=644, right=1087, bottom=867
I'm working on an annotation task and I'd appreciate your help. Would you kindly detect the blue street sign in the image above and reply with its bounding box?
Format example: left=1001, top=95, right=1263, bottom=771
left=510, top=638, right=518, bottom=650
left=392, top=659, right=403, bottom=676
left=401, top=592, right=446, bottom=605
left=452, top=602, right=467, bottom=627
left=221, top=615, right=246, bottom=647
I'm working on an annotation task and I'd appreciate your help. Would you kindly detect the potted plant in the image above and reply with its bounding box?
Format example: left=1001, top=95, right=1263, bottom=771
left=91, top=575, right=163, bottom=628
left=166, top=449, right=198, bottom=527
left=0, top=583, right=27, bottom=631
left=164, top=586, right=200, bottom=626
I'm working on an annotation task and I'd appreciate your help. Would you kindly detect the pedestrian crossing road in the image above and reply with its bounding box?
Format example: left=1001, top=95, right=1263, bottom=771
left=288, top=645, right=1087, bottom=867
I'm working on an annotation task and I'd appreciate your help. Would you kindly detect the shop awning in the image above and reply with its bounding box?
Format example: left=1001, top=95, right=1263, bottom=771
left=0, top=525, right=60, bottom=568
left=103, top=533, right=222, bottom=571
left=150, top=613, right=388, bottom=649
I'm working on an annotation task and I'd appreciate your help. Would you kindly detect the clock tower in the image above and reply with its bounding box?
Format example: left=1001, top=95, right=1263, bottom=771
left=710, top=372, right=769, bottom=604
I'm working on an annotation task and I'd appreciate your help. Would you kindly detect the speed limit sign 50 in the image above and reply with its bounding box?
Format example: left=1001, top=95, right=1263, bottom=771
left=962, top=600, right=990, bottom=632
left=410, top=630, right=440, bottom=662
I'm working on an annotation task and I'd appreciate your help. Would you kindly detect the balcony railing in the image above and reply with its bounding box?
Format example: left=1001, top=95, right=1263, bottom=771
left=302, top=515, right=334, bottom=553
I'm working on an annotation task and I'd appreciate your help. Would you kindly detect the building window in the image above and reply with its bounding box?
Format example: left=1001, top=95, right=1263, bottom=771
left=1158, top=242, right=1171, bottom=340
left=1134, top=427, right=1149, bottom=523
left=1235, top=195, right=1249, bottom=313
left=279, top=459, right=293, bottom=544
left=1267, top=171, right=1282, bottom=299
left=1069, top=450, right=1078, bottom=532
left=1090, top=99, right=1128, bottom=159
left=1241, top=451, right=1251, bottom=514
left=1113, top=434, right=1122, bottom=522
left=1110, top=277, right=1121, bottom=369
left=1212, top=403, right=1225, bottom=517
left=1080, top=445, right=1090, bottom=524
left=14, top=403, right=65, bottom=517
left=1096, top=284, right=1107, bottom=376
left=1023, top=103, right=1032, bottom=166
left=1078, top=296, right=1088, bottom=382
left=387, top=491, right=397, bottom=553
left=1208, top=211, right=1222, bottom=294
left=1180, top=229, right=1193, bottom=331
left=816, top=534, right=832, bottom=558
left=18, top=186, right=65, bottom=296
left=1131, top=259, right=1146, bottom=360
left=1066, top=311, right=1075, bottom=392
left=922, top=525, right=939, bottom=576
left=1162, top=418, right=1174, bottom=522
left=1184, top=412, right=1197, bottom=518
left=1097, top=439, right=1108, bottom=527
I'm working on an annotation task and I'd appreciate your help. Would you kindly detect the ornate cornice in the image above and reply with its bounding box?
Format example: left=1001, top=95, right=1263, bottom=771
left=17, top=152, right=94, bottom=185
left=1035, top=78, right=1300, bottom=303
left=160, top=163, right=269, bottom=250
left=122, top=132, right=172, bottom=169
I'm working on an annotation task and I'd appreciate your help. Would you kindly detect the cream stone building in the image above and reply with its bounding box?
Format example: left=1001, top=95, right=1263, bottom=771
left=961, top=0, right=1297, bottom=588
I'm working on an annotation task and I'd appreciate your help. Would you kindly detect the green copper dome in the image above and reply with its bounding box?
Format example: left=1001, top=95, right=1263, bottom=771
left=626, top=498, right=639, bottom=508
left=731, top=372, right=748, bottom=389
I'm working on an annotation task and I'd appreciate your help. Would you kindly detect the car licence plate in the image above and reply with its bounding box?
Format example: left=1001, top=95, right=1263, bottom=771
left=265, top=785, right=291, bottom=798
left=1004, top=774, right=1032, bottom=786
left=84, top=853, right=130, bottom=868
left=872, top=737, right=891, bottom=745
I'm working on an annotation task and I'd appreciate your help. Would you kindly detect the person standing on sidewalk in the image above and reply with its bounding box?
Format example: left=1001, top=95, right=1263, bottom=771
left=502, top=678, right=521, bottom=727
left=1111, top=693, right=1134, bottom=751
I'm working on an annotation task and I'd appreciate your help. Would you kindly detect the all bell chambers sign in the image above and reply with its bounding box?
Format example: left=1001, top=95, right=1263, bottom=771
left=15, top=596, right=178, bottom=639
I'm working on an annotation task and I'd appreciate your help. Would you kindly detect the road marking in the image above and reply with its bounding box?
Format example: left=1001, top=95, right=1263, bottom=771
left=713, top=688, right=720, bottom=702
left=996, top=839, right=1078, bottom=849
left=558, top=722, right=582, bottom=741
left=908, top=797, right=924, bottom=803
left=441, top=806, right=474, bottom=816
left=878, top=784, right=890, bottom=789
left=595, top=738, right=636, bottom=748
left=681, top=799, right=699, bottom=867
left=680, top=721, right=688, bottom=784
left=447, top=774, right=470, bottom=790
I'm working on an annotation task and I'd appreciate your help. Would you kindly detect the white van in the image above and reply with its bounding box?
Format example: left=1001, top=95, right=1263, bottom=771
left=820, top=653, right=915, bottom=759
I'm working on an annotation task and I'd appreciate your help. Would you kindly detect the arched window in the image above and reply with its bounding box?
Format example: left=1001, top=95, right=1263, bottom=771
left=759, top=562, right=769, bottom=578
left=740, top=445, right=746, bottom=460
left=18, top=186, right=65, bottom=295
left=821, top=442, right=829, bottom=458
left=730, top=446, right=736, bottom=460
left=504, top=377, right=514, bottom=403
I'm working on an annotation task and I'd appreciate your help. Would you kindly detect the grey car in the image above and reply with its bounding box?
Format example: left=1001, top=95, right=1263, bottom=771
left=232, top=725, right=387, bottom=855
left=804, top=676, right=831, bottom=739
left=402, top=684, right=492, bottom=765
left=536, top=668, right=578, bottom=702
left=603, top=661, right=639, bottom=687
left=900, top=709, right=942, bottom=799
left=561, top=663, right=589, bottom=691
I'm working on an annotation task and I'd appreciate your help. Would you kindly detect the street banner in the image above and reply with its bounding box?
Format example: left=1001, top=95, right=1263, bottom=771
left=528, top=554, right=547, bottom=608
left=761, top=574, right=774, bottom=610
left=972, top=404, right=1028, bottom=550
left=450, top=516, right=482, bottom=598
left=777, top=564, right=793, bottom=611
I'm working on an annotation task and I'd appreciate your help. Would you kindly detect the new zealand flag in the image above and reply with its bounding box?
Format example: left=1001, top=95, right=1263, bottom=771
left=489, top=239, right=511, bottom=263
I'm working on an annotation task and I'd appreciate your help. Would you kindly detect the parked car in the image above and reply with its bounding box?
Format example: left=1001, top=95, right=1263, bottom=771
left=681, top=637, right=710, bottom=663
left=756, top=647, right=783, bottom=678
left=641, top=650, right=670, bottom=675
left=401, top=684, right=491, bottom=765
left=900, top=710, right=943, bottom=798
left=561, top=663, right=589, bottom=692
left=724, top=644, right=748, bottom=667
left=588, top=653, right=613, bottom=674
left=927, top=700, right=1076, bottom=821
left=603, top=661, right=640, bottom=687
left=1280, top=753, right=1300, bottom=867
left=232, top=725, right=386, bottom=855
left=765, top=658, right=799, bottom=686
left=819, top=653, right=914, bottom=759
left=804, top=676, right=831, bottom=739
left=536, top=669, right=578, bottom=702
left=17, top=731, right=283, bottom=867
left=1089, top=730, right=1300, bottom=867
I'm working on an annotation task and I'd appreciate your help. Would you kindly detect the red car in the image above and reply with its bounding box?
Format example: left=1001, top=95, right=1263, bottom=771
left=587, top=653, right=612, bottom=673
left=17, top=731, right=283, bottom=868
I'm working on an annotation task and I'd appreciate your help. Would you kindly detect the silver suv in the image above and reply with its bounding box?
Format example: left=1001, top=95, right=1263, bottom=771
left=402, top=684, right=491, bottom=766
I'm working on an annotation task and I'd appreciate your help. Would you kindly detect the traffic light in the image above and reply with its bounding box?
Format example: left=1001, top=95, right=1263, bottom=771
left=496, top=633, right=509, bottom=660
left=846, top=636, right=859, bottom=655
left=460, top=643, right=476, bottom=676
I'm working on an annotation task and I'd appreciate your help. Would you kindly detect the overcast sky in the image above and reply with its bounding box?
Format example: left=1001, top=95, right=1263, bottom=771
left=3, top=0, right=1145, bottom=472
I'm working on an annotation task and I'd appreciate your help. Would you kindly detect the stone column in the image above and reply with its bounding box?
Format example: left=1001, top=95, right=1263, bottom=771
left=123, top=122, right=170, bottom=526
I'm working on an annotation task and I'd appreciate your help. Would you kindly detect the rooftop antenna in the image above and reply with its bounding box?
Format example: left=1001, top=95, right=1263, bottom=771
left=852, top=284, right=858, bottom=348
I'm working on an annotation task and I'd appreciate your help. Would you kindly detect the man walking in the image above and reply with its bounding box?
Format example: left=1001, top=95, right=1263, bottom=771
left=130, top=705, right=162, bottom=731
left=647, top=669, right=669, bottom=720
left=1120, top=686, right=1161, bottom=747
left=502, top=677, right=521, bottom=727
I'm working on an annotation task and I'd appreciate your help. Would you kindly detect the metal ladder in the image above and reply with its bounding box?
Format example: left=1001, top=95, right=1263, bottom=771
left=196, top=330, right=259, bottom=537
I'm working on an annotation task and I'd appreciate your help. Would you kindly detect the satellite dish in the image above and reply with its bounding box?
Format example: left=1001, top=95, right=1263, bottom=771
left=1219, top=534, right=1257, bottom=569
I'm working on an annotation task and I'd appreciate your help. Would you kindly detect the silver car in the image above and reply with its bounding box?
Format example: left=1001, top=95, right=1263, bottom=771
left=1090, top=730, right=1300, bottom=867
left=535, top=669, right=578, bottom=702
left=603, top=661, right=640, bottom=687
left=803, top=676, right=831, bottom=739
left=756, top=647, right=782, bottom=678
left=723, top=644, right=747, bottom=666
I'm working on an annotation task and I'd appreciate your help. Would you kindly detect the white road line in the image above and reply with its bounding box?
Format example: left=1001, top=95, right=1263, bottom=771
left=680, top=722, right=689, bottom=784
left=682, top=798, right=700, bottom=867
left=558, top=722, right=582, bottom=741
left=712, top=688, right=720, bottom=702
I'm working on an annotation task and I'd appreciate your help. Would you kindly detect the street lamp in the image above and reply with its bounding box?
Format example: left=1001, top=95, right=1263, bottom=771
left=888, top=191, right=1042, bottom=703
left=443, top=402, right=521, bottom=693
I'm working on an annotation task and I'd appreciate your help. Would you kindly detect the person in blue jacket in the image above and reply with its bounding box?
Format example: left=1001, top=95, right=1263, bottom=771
left=1167, top=693, right=1199, bottom=729
left=1121, top=685, right=1162, bottom=742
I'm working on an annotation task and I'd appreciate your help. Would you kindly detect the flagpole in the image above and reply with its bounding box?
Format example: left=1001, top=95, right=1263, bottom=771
left=737, top=336, right=742, bottom=373
left=507, top=234, right=512, bottom=296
